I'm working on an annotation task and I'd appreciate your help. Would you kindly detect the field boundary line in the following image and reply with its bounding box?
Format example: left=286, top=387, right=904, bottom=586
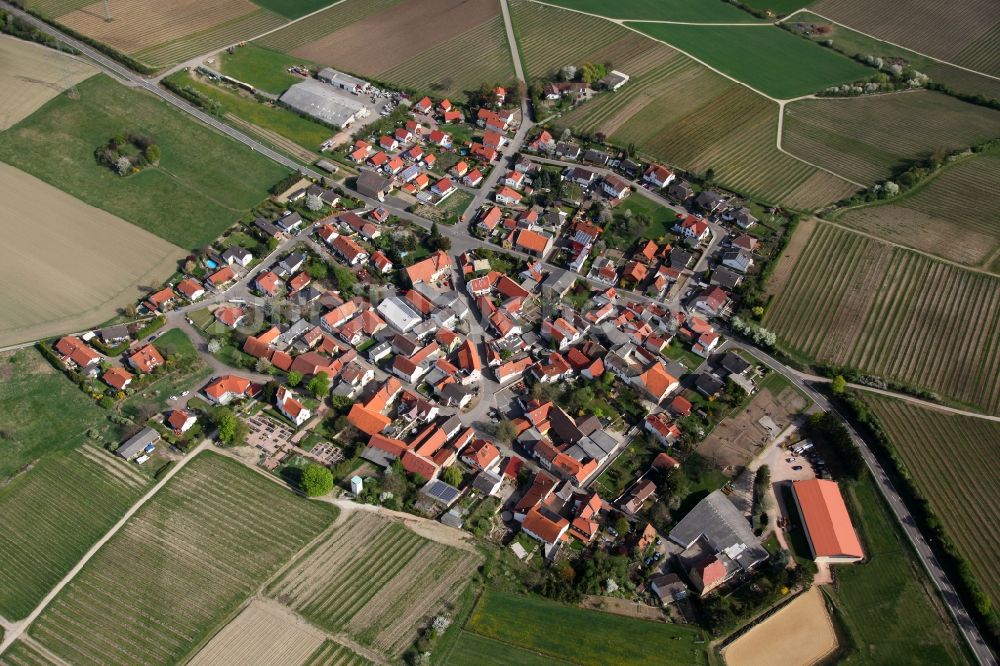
left=0, top=440, right=211, bottom=657
left=813, top=217, right=1000, bottom=277
left=781, top=8, right=1000, bottom=84
left=775, top=100, right=866, bottom=189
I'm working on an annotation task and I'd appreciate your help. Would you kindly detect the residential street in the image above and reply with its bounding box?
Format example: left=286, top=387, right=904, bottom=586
left=3, top=4, right=995, bottom=663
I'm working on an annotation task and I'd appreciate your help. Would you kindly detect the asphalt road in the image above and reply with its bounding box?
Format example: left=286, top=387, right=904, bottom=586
left=4, top=5, right=995, bottom=663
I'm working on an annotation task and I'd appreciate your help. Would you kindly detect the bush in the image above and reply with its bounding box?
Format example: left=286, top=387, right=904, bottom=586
left=301, top=463, right=333, bottom=496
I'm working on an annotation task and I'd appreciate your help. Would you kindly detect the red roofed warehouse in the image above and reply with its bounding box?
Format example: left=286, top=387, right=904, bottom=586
left=792, top=479, right=864, bottom=563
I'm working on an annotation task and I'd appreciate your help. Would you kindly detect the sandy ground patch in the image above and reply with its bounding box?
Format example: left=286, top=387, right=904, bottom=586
left=291, top=0, right=499, bottom=75
left=724, top=587, right=837, bottom=666
left=765, top=217, right=816, bottom=297
left=189, top=597, right=324, bottom=666
left=0, top=36, right=95, bottom=130
left=58, top=0, right=259, bottom=54
left=0, top=163, right=185, bottom=346
left=698, top=387, right=807, bottom=474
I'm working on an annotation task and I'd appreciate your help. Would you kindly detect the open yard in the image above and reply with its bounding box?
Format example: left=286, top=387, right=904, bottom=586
left=828, top=474, right=971, bottom=664
left=26, top=452, right=336, bottom=664
left=724, top=587, right=837, bottom=666
left=558, top=53, right=857, bottom=209
left=809, top=0, right=1000, bottom=77
left=462, top=590, right=709, bottom=665
left=543, top=0, right=763, bottom=22
left=626, top=23, right=870, bottom=99
left=764, top=223, right=1000, bottom=414
left=862, top=396, right=1000, bottom=613
left=0, top=348, right=115, bottom=478
left=257, top=0, right=511, bottom=100
left=0, top=75, right=288, bottom=250
left=216, top=43, right=317, bottom=95
left=0, top=446, right=147, bottom=620
left=833, top=151, right=1000, bottom=270
left=0, top=163, right=184, bottom=347
left=267, top=510, right=480, bottom=658
left=0, top=36, right=95, bottom=130
left=782, top=91, right=1000, bottom=186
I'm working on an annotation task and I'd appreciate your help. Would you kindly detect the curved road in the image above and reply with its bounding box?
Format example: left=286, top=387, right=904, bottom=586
left=3, top=4, right=994, bottom=664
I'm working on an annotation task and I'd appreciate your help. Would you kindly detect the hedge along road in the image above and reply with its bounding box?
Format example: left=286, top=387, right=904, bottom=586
left=5, top=4, right=996, bottom=663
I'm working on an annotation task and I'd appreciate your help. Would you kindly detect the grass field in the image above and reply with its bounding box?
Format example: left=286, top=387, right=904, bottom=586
left=862, top=396, right=1000, bottom=613
left=782, top=91, right=1000, bottom=185
left=216, top=43, right=315, bottom=95
left=541, top=0, right=763, bottom=22
left=256, top=0, right=402, bottom=53
left=166, top=70, right=332, bottom=151
left=27, top=452, right=336, bottom=664
left=809, top=0, right=1000, bottom=77
left=0, top=75, right=288, bottom=250
left=0, top=36, right=95, bottom=130
left=445, top=632, right=566, bottom=665
left=626, top=23, right=871, bottom=99
left=0, top=446, right=147, bottom=620
left=267, top=510, right=480, bottom=658
left=0, top=163, right=184, bottom=347
left=557, top=53, right=857, bottom=209
left=0, top=348, right=112, bottom=478
left=251, top=0, right=336, bottom=20
left=833, top=151, right=1000, bottom=270
left=788, top=11, right=1000, bottom=101
left=462, top=591, right=708, bottom=665
left=764, top=223, right=1000, bottom=414
left=829, top=474, right=971, bottom=664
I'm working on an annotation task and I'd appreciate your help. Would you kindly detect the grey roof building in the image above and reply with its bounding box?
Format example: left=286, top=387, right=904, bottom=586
left=668, top=489, right=768, bottom=579
left=279, top=79, right=367, bottom=128
left=116, top=427, right=160, bottom=461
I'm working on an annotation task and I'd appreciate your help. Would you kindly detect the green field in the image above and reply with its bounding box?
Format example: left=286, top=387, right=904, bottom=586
left=613, top=194, right=679, bottom=241
left=252, top=0, right=337, bottom=20
left=626, top=23, right=871, bottom=98
left=0, top=75, right=288, bottom=250
left=862, top=396, right=1000, bottom=613
left=445, top=632, right=567, bottom=666
left=267, top=511, right=480, bottom=658
left=0, top=448, right=147, bottom=620
left=0, top=348, right=111, bottom=478
left=829, top=473, right=971, bottom=664
left=740, top=0, right=809, bottom=14
left=217, top=43, right=317, bottom=94
left=764, top=223, right=1000, bottom=414
left=789, top=10, right=1000, bottom=101
left=166, top=70, right=332, bottom=151
left=378, top=15, right=515, bottom=100
left=27, top=452, right=336, bottom=664
left=783, top=91, right=1000, bottom=185
left=0, top=640, right=53, bottom=666
left=833, top=151, right=1000, bottom=270
left=463, top=591, right=709, bottom=665
left=558, top=54, right=857, bottom=209
left=542, top=0, right=763, bottom=22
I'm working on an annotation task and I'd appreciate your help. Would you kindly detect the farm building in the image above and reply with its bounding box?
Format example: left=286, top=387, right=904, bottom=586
left=316, top=68, right=369, bottom=94
left=116, top=427, right=160, bottom=462
left=279, top=79, right=368, bottom=128
left=792, top=479, right=864, bottom=563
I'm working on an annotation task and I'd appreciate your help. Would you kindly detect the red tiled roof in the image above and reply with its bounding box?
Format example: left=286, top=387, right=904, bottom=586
left=793, top=479, right=864, bottom=559
left=128, top=344, right=164, bottom=374
left=102, top=366, right=133, bottom=390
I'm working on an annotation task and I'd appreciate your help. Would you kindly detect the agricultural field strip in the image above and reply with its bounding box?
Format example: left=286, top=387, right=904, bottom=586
left=303, top=640, right=373, bottom=666
left=135, top=10, right=289, bottom=68
left=782, top=8, right=1000, bottom=83
left=255, top=0, right=402, bottom=53
left=25, top=454, right=333, bottom=665
left=869, top=399, right=1000, bottom=601
left=0, top=639, right=56, bottom=666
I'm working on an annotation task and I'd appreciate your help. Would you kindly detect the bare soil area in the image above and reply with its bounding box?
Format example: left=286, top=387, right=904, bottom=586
left=765, top=217, right=816, bottom=297
left=0, top=36, right=95, bottom=130
left=0, top=163, right=185, bottom=347
left=724, top=587, right=837, bottom=666
left=292, top=0, right=499, bottom=75
left=188, top=598, right=325, bottom=666
left=58, top=0, right=258, bottom=53
left=698, top=387, right=807, bottom=474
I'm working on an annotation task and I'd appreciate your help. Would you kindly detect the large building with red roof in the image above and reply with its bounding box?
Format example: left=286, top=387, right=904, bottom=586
left=792, top=479, right=864, bottom=563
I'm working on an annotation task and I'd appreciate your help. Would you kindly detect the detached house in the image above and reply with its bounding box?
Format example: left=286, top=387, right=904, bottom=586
left=643, top=164, right=675, bottom=188
left=674, top=215, right=710, bottom=243
left=602, top=174, right=631, bottom=200
left=128, top=344, right=164, bottom=374
left=276, top=386, right=312, bottom=426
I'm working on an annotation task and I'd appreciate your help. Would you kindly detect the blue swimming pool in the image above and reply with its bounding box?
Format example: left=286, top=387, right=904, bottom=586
left=205, top=259, right=218, bottom=268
